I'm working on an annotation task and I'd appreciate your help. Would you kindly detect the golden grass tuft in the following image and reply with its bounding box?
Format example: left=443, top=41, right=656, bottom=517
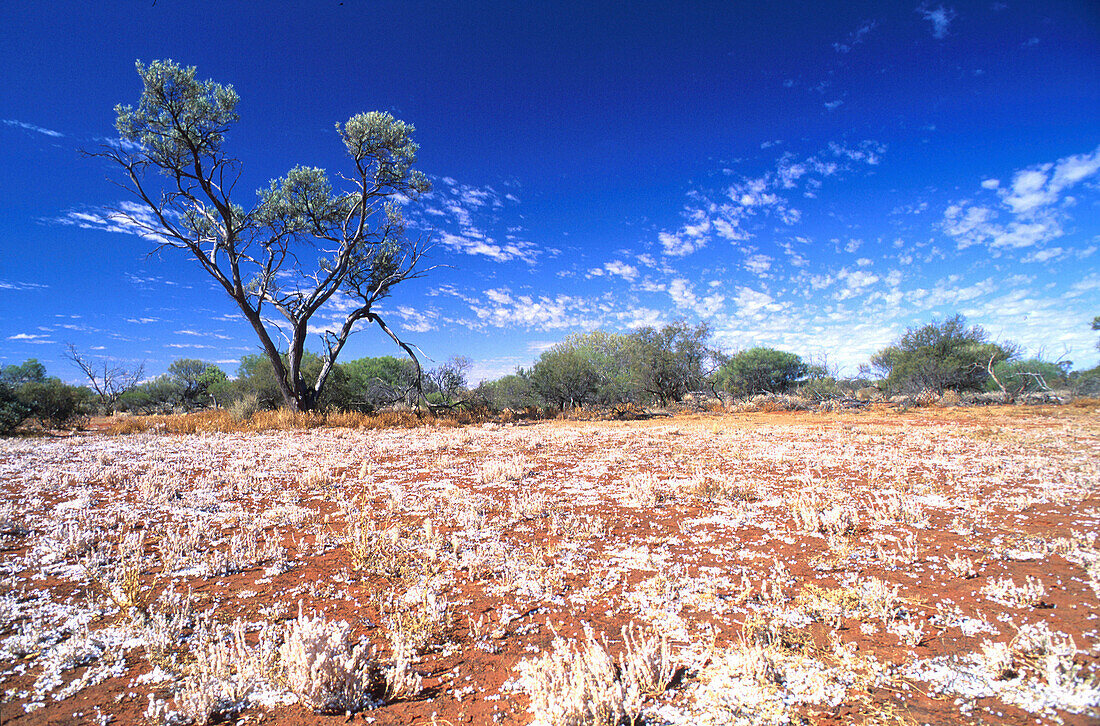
left=104, top=406, right=503, bottom=435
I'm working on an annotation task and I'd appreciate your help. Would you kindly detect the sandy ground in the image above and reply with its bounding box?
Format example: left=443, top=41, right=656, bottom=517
left=1, top=403, right=1098, bottom=725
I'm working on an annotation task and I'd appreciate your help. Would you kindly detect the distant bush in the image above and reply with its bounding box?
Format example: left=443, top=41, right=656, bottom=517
left=714, top=348, right=808, bottom=397
left=17, top=379, right=94, bottom=429
left=0, top=359, right=93, bottom=432
left=474, top=373, right=539, bottom=411
left=0, top=383, right=31, bottom=435
left=986, top=359, right=1068, bottom=393
left=1071, top=366, right=1100, bottom=397
left=871, top=314, right=1015, bottom=395
left=797, top=376, right=843, bottom=401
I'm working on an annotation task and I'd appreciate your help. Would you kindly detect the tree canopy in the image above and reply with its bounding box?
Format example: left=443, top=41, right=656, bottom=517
left=714, top=347, right=808, bottom=397
left=871, top=315, right=1017, bottom=394
left=97, top=60, right=433, bottom=411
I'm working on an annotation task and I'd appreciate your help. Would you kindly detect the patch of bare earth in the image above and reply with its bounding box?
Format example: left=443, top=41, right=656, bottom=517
left=1, top=403, right=1098, bottom=725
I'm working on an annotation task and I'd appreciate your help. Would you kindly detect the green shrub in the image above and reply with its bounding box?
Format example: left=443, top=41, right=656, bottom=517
left=986, top=359, right=1068, bottom=393
left=871, top=314, right=1015, bottom=395
left=714, top=348, right=808, bottom=397
left=474, top=373, right=538, bottom=411
left=797, top=376, right=842, bottom=401
left=17, top=379, right=94, bottom=429
left=0, top=383, right=31, bottom=435
left=1071, top=367, right=1100, bottom=397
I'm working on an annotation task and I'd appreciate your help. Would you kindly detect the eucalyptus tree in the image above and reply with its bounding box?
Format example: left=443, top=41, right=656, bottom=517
left=94, top=60, right=433, bottom=411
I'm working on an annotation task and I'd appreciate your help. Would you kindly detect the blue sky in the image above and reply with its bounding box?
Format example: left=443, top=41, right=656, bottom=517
left=2, top=1, right=1098, bottom=383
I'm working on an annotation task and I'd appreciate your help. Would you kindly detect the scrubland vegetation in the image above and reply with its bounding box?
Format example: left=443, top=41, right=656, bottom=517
left=1, top=401, right=1098, bottom=724
left=5, top=314, right=1098, bottom=436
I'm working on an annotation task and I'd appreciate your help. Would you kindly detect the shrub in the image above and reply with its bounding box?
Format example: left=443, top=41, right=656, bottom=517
left=986, top=359, right=1068, bottom=393
left=0, top=383, right=31, bottom=435
left=871, top=314, right=1015, bottom=395
left=281, top=606, right=381, bottom=712
left=229, top=393, right=261, bottom=422
left=474, top=373, right=539, bottom=411
left=17, top=378, right=93, bottom=429
left=797, top=376, right=842, bottom=401
left=518, top=624, right=671, bottom=726
left=280, top=604, right=418, bottom=712
left=1070, top=366, right=1100, bottom=397
left=714, top=348, right=808, bottom=397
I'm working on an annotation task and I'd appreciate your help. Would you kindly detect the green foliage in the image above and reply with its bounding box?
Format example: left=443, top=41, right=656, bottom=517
left=1, top=359, right=47, bottom=386
left=474, top=373, right=539, bottom=411
left=714, top=348, right=808, bottom=397
left=1070, top=366, right=1100, bottom=397
left=529, top=332, right=638, bottom=409
left=0, top=382, right=31, bottom=435
left=336, top=356, right=421, bottom=411
left=631, top=321, right=715, bottom=404
left=529, top=343, right=603, bottom=409
left=986, top=359, right=1068, bottom=393
left=229, top=354, right=297, bottom=411
left=0, top=360, right=92, bottom=432
left=117, top=376, right=183, bottom=414
left=115, top=60, right=240, bottom=176
left=871, top=315, right=1015, bottom=394
left=167, top=359, right=227, bottom=410
left=117, top=359, right=229, bottom=413
left=18, top=379, right=94, bottom=429
left=797, top=376, right=843, bottom=401
left=521, top=324, right=718, bottom=409
left=428, top=356, right=471, bottom=406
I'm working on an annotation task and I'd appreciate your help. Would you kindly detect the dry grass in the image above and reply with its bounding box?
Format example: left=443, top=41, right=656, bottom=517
left=105, top=407, right=500, bottom=435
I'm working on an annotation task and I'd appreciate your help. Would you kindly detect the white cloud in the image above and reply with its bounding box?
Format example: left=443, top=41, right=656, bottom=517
left=917, top=4, right=957, bottom=39
left=602, top=260, right=640, bottom=282
left=731, top=287, right=776, bottom=317
left=54, top=201, right=173, bottom=245
left=465, top=288, right=602, bottom=330
left=395, top=305, right=437, bottom=333
left=666, top=278, right=725, bottom=318
left=833, top=20, right=876, bottom=53
left=659, top=231, right=705, bottom=257
left=413, top=178, right=537, bottom=263
left=7, top=333, right=50, bottom=340
left=0, top=279, right=48, bottom=291
left=3, top=119, right=63, bottom=137
left=656, top=141, right=885, bottom=257
left=744, top=254, right=772, bottom=274
left=942, top=145, right=1100, bottom=252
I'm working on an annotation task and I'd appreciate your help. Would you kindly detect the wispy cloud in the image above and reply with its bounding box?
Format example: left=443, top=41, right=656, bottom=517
left=917, top=4, right=957, bottom=39
left=0, top=279, right=48, bottom=291
left=833, top=20, right=877, bottom=53
left=657, top=140, right=885, bottom=257
left=54, top=201, right=173, bottom=245
left=395, top=305, right=437, bottom=333
left=3, top=119, right=63, bottom=137
left=415, top=177, right=540, bottom=264
left=942, top=145, right=1100, bottom=252
left=587, top=260, right=640, bottom=282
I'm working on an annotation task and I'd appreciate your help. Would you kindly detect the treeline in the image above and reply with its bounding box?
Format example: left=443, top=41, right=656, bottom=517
left=115, top=354, right=472, bottom=418
left=3, top=314, right=1099, bottom=432
left=0, top=360, right=94, bottom=433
